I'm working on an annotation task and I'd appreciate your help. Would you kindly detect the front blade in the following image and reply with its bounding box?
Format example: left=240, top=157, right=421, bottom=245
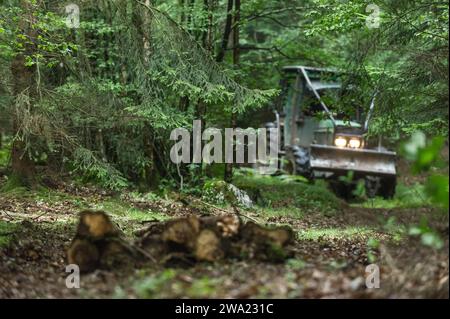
left=310, top=144, right=396, bottom=176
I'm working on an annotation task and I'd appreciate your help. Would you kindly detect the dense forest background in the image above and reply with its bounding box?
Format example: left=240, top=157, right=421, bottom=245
left=0, top=0, right=448, bottom=300
left=0, top=0, right=448, bottom=191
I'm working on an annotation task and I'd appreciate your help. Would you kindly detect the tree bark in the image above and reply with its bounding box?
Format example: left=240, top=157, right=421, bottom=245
left=186, top=0, right=195, bottom=32
left=10, top=1, right=37, bottom=187
left=216, top=0, right=234, bottom=63
left=224, top=0, right=240, bottom=183
left=179, top=0, right=186, bottom=25
left=232, top=0, right=240, bottom=66
left=191, top=0, right=217, bottom=184
left=143, top=125, right=158, bottom=188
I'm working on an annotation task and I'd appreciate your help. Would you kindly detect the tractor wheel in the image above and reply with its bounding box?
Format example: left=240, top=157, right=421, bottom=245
left=284, top=156, right=295, bottom=175
left=254, top=122, right=280, bottom=175
left=329, top=180, right=357, bottom=200
left=378, top=176, right=396, bottom=199
left=365, top=176, right=396, bottom=199
left=365, top=176, right=381, bottom=198
left=292, top=146, right=314, bottom=181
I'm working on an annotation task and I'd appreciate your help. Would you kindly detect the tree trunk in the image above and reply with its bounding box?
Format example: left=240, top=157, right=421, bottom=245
left=191, top=0, right=217, bottom=184
left=216, top=0, right=234, bottom=63
left=143, top=125, right=159, bottom=189
left=232, top=0, right=240, bottom=66
left=179, top=0, right=186, bottom=25
left=186, top=0, right=195, bottom=33
left=224, top=0, right=240, bottom=183
left=141, top=1, right=159, bottom=189
left=202, top=0, right=216, bottom=51
left=10, top=1, right=37, bottom=187
left=143, top=0, right=152, bottom=63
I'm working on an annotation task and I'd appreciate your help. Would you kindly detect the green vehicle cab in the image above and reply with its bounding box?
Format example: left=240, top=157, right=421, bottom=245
left=262, top=66, right=397, bottom=199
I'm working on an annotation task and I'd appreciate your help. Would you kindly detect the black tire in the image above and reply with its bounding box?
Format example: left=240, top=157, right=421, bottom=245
left=329, top=180, right=357, bottom=200
left=264, top=122, right=276, bottom=129
left=378, top=176, right=396, bottom=199
left=365, top=175, right=396, bottom=199
left=291, top=146, right=314, bottom=181
left=365, top=176, right=381, bottom=199
left=254, top=122, right=280, bottom=175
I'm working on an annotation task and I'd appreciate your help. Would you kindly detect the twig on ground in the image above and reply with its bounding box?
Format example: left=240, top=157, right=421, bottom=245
left=111, top=237, right=158, bottom=264
left=0, top=210, right=14, bottom=221
left=140, top=220, right=158, bottom=225
left=133, top=244, right=158, bottom=264
left=0, top=231, right=15, bottom=236
left=192, top=198, right=261, bottom=224
left=32, top=211, right=49, bottom=221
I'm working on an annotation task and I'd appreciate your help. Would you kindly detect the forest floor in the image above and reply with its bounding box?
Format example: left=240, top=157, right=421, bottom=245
left=0, top=166, right=448, bottom=299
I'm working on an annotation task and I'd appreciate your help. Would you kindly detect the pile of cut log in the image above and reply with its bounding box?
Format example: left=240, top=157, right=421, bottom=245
left=67, top=210, right=295, bottom=273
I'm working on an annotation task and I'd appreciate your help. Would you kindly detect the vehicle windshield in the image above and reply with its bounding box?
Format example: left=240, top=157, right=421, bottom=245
left=301, top=69, right=363, bottom=123
left=303, top=87, right=363, bottom=123
left=280, top=69, right=364, bottom=124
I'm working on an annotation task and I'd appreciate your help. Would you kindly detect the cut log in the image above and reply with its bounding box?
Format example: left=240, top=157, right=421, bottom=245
left=68, top=210, right=295, bottom=273
left=239, top=221, right=295, bottom=261
left=161, top=215, right=200, bottom=250
left=76, top=210, right=120, bottom=239
left=67, top=238, right=99, bottom=273
left=194, top=229, right=224, bottom=262
left=99, top=239, right=135, bottom=269
left=200, top=214, right=240, bottom=237
left=240, top=221, right=294, bottom=246
left=67, top=210, right=133, bottom=272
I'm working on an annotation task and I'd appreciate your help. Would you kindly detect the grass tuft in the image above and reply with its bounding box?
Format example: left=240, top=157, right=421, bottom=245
left=233, top=172, right=342, bottom=215
left=297, top=227, right=375, bottom=241
left=0, top=221, right=18, bottom=248
left=356, top=183, right=431, bottom=209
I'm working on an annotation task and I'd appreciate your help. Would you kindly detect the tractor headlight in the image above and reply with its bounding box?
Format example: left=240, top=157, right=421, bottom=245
left=348, top=138, right=362, bottom=148
left=334, top=136, right=347, bottom=148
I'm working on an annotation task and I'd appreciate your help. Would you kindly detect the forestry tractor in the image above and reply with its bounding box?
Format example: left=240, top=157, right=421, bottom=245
left=260, top=66, right=397, bottom=198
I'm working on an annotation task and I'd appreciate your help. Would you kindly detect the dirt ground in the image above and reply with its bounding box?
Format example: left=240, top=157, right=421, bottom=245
left=0, top=173, right=448, bottom=299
